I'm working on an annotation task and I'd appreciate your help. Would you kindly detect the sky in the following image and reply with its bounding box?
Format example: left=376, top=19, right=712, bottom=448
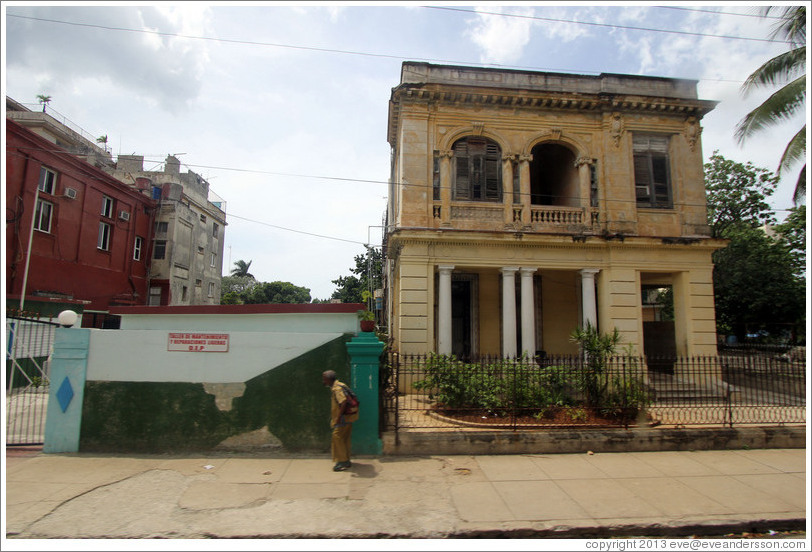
left=2, top=2, right=807, bottom=301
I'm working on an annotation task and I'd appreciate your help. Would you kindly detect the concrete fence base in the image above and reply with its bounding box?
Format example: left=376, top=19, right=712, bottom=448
left=382, top=425, right=806, bottom=456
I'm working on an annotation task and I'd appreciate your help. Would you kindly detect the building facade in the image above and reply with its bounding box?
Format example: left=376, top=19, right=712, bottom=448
left=105, top=155, right=226, bottom=306
left=5, top=118, right=157, bottom=325
left=385, top=63, right=725, bottom=358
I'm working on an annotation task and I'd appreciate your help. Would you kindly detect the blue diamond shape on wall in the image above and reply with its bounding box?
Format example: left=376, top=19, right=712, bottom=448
left=56, top=377, right=75, bottom=413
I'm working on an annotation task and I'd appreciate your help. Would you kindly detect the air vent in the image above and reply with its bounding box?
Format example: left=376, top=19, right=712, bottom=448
left=119, top=210, right=131, bottom=221
left=64, top=187, right=78, bottom=199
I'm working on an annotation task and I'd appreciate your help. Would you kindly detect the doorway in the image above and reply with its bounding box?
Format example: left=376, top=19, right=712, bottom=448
left=451, top=274, right=478, bottom=359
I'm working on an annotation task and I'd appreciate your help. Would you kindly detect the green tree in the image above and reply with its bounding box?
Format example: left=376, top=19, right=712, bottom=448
left=735, top=6, right=806, bottom=204
left=704, top=151, right=778, bottom=238
left=712, top=225, right=805, bottom=342
left=771, top=205, right=806, bottom=278
left=36, top=94, right=51, bottom=113
left=706, top=155, right=805, bottom=342
left=245, top=281, right=311, bottom=304
left=220, top=275, right=257, bottom=304
left=230, top=259, right=254, bottom=279
left=330, top=246, right=383, bottom=305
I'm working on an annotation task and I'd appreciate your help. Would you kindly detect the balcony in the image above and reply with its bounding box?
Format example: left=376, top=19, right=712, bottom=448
left=435, top=202, right=599, bottom=234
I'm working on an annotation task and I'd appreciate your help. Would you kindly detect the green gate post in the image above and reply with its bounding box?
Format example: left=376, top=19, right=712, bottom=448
left=346, top=331, right=384, bottom=455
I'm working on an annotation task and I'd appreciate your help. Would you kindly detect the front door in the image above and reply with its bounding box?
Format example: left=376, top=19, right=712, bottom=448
left=450, top=275, right=477, bottom=359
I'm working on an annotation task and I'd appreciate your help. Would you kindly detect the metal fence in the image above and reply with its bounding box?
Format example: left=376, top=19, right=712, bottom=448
left=381, top=352, right=806, bottom=433
left=5, top=310, right=59, bottom=445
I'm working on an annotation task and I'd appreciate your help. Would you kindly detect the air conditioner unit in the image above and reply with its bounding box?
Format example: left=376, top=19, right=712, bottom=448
left=64, top=187, right=78, bottom=199
left=119, top=210, right=131, bottom=221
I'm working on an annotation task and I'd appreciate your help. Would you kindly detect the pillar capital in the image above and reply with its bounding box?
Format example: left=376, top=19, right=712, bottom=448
left=519, top=267, right=537, bottom=276
left=580, top=268, right=600, bottom=278
left=500, top=266, right=520, bottom=275
left=437, top=264, right=455, bottom=274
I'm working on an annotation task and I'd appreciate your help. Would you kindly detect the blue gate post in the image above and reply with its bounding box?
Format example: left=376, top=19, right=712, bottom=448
left=43, top=328, right=90, bottom=453
left=346, top=331, right=384, bottom=455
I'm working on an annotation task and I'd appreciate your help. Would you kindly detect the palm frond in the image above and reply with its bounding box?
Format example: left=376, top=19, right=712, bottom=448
left=778, top=126, right=806, bottom=177
left=735, top=76, right=806, bottom=143
left=792, top=165, right=806, bottom=205
left=741, top=46, right=805, bottom=94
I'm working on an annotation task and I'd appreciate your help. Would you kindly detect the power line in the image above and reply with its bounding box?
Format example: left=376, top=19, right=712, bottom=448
left=5, top=13, right=760, bottom=85
left=6, top=145, right=801, bottom=212
left=657, top=6, right=786, bottom=20
left=422, top=6, right=793, bottom=45
left=225, top=213, right=369, bottom=246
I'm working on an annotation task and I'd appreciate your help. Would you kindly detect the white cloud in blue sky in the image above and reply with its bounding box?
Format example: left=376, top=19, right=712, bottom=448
left=3, top=2, right=806, bottom=299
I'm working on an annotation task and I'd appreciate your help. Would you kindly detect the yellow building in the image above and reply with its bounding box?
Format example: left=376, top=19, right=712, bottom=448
left=384, top=62, right=726, bottom=359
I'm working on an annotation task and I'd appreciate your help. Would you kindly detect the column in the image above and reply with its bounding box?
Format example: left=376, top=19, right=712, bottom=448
left=501, top=267, right=519, bottom=358
left=518, top=154, right=533, bottom=226
left=519, top=267, right=536, bottom=357
left=437, top=265, right=454, bottom=355
left=502, top=154, right=515, bottom=226
left=439, top=150, right=453, bottom=226
left=580, top=268, right=600, bottom=330
left=576, top=156, right=593, bottom=210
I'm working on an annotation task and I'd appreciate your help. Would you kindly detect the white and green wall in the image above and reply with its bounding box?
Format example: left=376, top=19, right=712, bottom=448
left=44, top=304, right=383, bottom=454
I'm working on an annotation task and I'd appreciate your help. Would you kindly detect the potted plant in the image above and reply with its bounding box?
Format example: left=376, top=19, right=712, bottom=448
left=358, top=309, right=376, bottom=332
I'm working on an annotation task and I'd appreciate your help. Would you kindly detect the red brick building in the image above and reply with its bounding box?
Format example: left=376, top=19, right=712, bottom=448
left=5, top=119, right=158, bottom=326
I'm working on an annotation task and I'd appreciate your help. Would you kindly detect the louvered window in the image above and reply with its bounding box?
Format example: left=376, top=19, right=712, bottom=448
left=452, top=137, right=502, bottom=202
left=633, top=135, right=672, bottom=208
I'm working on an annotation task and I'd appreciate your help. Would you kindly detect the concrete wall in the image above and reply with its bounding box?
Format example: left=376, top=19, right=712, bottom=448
left=46, top=304, right=366, bottom=453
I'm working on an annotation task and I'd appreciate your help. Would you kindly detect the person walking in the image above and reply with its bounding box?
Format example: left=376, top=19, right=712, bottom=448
left=322, top=370, right=359, bottom=471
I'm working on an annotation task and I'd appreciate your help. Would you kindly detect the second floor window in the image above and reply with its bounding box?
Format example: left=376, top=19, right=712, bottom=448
left=38, top=167, right=57, bottom=194
left=34, top=199, right=53, bottom=233
left=212, top=222, right=219, bottom=238
left=101, top=196, right=114, bottom=218
left=452, top=137, right=502, bottom=202
left=154, top=240, right=167, bottom=260
left=155, top=221, right=169, bottom=235
left=633, top=135, right=672, bottom=209
left=133, top=236, right=144, bottom=261
left=98, top=222, right=111, bottom=251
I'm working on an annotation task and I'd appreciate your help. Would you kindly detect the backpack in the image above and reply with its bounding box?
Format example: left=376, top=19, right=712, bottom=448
left=340, top=383, right=360, bottom=414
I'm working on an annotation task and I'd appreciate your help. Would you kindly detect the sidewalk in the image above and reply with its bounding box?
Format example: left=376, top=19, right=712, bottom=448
left=4, top=447, right=808, bottom=540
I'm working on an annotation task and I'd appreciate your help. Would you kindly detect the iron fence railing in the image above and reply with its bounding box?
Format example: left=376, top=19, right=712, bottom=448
left=381, top=352, right=806, bottom=433
left=5, top=310, right=59, bottom=445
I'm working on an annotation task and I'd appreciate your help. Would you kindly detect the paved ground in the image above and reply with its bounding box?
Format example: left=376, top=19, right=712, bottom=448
left=3, top=447, right=808, bottom=542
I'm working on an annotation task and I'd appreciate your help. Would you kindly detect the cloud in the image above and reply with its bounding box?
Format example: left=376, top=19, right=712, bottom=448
left=5, top=6, right=212, bottom=111
left=466, top=6, right=536, bottom=65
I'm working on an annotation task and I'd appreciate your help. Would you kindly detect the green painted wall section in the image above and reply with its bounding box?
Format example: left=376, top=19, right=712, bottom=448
left=79, top=335, right=352, bottom=453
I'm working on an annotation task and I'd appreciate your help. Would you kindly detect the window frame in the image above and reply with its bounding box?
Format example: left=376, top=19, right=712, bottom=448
left=38, top=167, right=57, bottom=195
left=97, top=221, right=111, bottom=251
left=210, top=252, right=216, bottom=268
left=34, top=199, right=54, bottom=233
left=633, top=135, right=673, bottom=209
left=101, top=195, right=114, bottom=218
left=153, top=240, right=167, bottom=260
left=212, top=222, right=219, bottom=238
left=133, top=236, right=144, bottom=261
left=208, top=282, right=215, bottom=297
left=451, top=137, right=502, bottom=202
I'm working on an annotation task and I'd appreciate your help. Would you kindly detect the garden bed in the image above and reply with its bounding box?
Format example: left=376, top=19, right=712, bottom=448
left=427, top=405, right=649, bottom=429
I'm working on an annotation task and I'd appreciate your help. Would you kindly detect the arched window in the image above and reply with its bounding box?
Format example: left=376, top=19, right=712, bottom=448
left=452, top=137, right=502, bottom=202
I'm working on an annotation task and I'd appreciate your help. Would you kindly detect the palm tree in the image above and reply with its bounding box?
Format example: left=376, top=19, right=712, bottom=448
left=735, top=6, right=806, bottom=205
left=230, top=259, right=254, bottom=279
left=36, top=94, right=52, bottom=113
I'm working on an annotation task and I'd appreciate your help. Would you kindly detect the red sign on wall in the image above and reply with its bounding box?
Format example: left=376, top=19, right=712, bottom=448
left=167, top=332, right=229, bottom=353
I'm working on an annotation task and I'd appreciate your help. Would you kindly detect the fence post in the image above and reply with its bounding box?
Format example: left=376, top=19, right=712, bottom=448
left=43, top=328, right=90, bottom=453
left=346, top=331, right=384, bottom=455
